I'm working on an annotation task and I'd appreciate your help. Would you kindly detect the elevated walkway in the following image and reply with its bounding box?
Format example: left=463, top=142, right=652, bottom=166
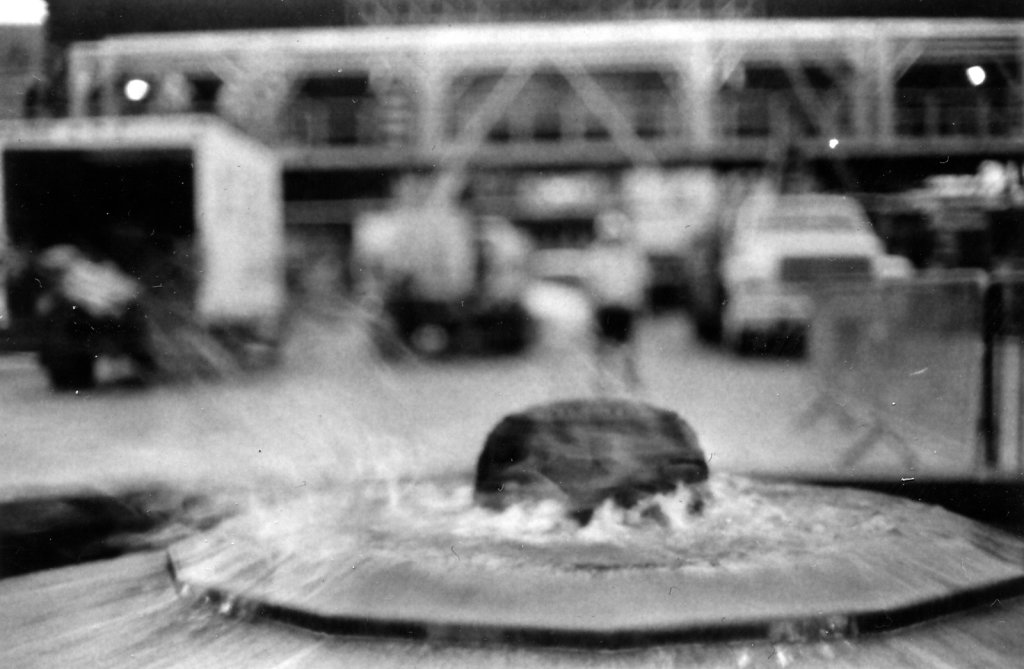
left=61, top=19, right=1024, bottom=181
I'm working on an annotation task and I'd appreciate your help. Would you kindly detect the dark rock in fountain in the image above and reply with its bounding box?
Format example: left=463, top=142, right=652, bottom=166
left=474, top=398, right=709, bottom=522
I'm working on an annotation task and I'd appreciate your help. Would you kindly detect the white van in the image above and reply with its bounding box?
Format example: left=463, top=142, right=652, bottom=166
left=720, top=193, right=894, bottom=353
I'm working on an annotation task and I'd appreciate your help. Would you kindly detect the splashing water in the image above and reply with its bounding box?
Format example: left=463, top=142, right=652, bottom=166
left=215, top=472, right=918, bottom=576
left=161, top=308, right=924, bottom=578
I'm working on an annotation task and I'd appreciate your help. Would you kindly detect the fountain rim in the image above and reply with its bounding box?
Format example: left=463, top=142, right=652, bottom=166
left=167, top=549, right=1024, bottom=649
left=166, top=476, right=1024, bottom=649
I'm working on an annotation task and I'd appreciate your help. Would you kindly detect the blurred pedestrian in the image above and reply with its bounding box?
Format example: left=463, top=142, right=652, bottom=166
left=584, top=210, right=649, bottom=393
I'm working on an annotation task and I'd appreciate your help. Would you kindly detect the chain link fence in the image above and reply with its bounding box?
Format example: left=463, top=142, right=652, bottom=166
left=799, top=272, right=989, bottom=474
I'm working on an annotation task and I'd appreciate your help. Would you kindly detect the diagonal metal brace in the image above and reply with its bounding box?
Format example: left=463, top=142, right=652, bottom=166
left=428, top=60, right=541, bottom=203
left=555, top=58, right=661, bottom=167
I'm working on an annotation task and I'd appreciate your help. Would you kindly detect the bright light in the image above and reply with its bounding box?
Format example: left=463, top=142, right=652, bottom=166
left=828, top=138, right=839, bottom=150
left=0, top=0, right=47, bottom=24
left=124, top=79, right=151, bottom=102
left=966, top=66, right=987, bottom=87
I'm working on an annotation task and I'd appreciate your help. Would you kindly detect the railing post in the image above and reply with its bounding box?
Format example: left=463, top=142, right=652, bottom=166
left=980, top=276, right=1001, bottom=470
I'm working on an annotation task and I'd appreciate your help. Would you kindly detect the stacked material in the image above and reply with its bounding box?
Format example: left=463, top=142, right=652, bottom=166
left=39, top=245, right=240, bottom=383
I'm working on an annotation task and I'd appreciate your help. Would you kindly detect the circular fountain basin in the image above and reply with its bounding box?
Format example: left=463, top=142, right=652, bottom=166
left=168, top=474, right=1024, bottom=648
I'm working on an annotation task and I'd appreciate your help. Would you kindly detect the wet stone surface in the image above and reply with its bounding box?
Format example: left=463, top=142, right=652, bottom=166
left=474, top=398, right=710, bottom=523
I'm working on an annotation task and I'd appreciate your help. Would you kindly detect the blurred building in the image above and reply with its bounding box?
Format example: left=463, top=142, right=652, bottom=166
left=22, top=0, right=1024, bottom=290
left=0, top=25, right=42, bottom=119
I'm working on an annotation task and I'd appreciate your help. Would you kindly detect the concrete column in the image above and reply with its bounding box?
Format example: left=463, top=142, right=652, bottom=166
left=682, top=41, right=715, bottom=148
left=873, top=35, right=896, bottom=141
left=66, top=57, right=93, bottom=118
left=848, top=42, right=873, bottom=141
left=1018, top=39, right=1024, bottom=140
left=98, top=55, right=120, bottom=118
left=216, top=63, right=294, bottom=143
left=415, top=59, right=451, bottom=154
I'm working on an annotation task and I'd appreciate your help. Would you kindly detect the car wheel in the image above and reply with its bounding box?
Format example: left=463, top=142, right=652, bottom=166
left=732, top=329, right=758, bottom=356
left=43, top=353, right=96, bottom=391
left=693, top=288, right=726, bottom=345
left=409, top=323, right=452, bottom=356
left=776, top=330, right=808, bottom=358
left=694, top=309, right=724, bottom=344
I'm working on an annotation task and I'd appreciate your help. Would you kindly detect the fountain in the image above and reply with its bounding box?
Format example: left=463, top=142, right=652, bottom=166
left=168, top=399, right=1024, bottom=648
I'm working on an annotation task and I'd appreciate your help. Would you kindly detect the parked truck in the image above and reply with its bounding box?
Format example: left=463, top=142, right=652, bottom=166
left=0, top=115, right=286, bottom=388
left=353, top=203, right=534, bottom=357
left=687, top=190, right=903, bottom=355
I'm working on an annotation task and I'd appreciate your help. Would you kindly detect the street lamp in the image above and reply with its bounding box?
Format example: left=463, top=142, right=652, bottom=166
left=124, top=79, right=151, bottom=102
left=966, top=66, right=987, bottom=87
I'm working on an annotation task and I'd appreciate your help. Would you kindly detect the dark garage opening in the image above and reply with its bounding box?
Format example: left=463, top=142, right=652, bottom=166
left=3, top=149, right=196, bottom=321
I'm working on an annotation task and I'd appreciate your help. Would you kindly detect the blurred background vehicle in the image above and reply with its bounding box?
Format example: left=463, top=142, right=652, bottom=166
left=0, top=117, right=286, bottom=387
left=720, top=192, right=894, bottom=354
left=353, top=198, right=534, bottom=357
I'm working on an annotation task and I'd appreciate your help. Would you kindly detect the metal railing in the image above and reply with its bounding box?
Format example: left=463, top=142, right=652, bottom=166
left=447, top=72, right=684, bottom=145
left=715, top=90, right=853, bottom=139
left=895, top=88, right=1024, bottom=138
